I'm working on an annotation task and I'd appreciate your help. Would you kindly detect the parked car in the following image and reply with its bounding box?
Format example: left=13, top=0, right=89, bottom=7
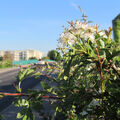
left=37, top=60, right=45, bottom=65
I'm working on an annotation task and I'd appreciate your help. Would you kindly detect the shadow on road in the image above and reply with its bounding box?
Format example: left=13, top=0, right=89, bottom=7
left=0, top=75, right=48, bottom=112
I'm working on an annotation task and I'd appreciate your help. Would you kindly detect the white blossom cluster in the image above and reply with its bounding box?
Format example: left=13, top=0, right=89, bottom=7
left=59, top=20, right=106, bottom=48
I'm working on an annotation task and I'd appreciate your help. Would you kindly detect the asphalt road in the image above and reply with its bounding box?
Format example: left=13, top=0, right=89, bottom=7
left=0, top=67, right=44, bottom=112
left=0, top=82, right=56, bottom=120
left=0, top=65, right=56, bottom=113
left=0, top=67, right=57, bottom=120
left=0, top=68, right=20, bottom=87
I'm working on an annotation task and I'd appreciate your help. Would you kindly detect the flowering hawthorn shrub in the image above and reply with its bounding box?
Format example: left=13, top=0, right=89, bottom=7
left=55, top=18, right=120, bottom=119
left=0, top=15, right=120, bottom=120
left=59, top=20, right=106, bottom=49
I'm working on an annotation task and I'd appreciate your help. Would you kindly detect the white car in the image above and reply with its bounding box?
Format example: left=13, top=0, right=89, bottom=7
left=37, top=60, right=45, bottom=65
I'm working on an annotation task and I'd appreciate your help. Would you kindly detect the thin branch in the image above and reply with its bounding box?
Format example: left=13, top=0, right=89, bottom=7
left=0, top=92, right=29, bottom=96
left=96, top=48, right=105, bottom=93
left=0, top=92, right=61, bottom=99
left=109, top=60, right=120, bottom=77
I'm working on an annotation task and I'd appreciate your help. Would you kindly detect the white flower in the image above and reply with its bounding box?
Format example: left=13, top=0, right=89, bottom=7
left=89, top=34, right=95, bottom=42
left=100, top=39, right=105, bottom=48
left=74, top=20, right=89, bottom=30
left=88, top=26, right=96, bottom=33
left=59, top=20, right=106, bottom=49
left=99, top=31, right=107, bottom=38
left=59, top=32, right=77, bottom=47
left=80, top=32, right=95, bottom=42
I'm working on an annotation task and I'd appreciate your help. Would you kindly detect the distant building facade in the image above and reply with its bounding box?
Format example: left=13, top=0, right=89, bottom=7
left=0, top=51, right=5, bottom=57
left=0, top=50, right=44, bottom=61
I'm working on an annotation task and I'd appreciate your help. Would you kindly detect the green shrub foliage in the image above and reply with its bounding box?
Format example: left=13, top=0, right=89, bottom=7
left=47, top=50, right=61, bottom=61
left=1, top=15, right=120, bottom=120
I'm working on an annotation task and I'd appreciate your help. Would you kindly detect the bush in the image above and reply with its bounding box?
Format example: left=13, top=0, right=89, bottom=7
left=0, top=60, right=12, bottom=68
left=41, top=56, right=50, bottom=60
left=0, top=56, right=3, bottom=61
left=29, top=57, right=37, bottom=60
left=1, top=14, right=120, bottom=120
left=47, top=50, right=61, bottom=61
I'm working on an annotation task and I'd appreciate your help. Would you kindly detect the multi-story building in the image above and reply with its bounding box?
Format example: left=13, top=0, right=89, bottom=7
left=0, top=50, right=44, bottom=61
left=0, top=51, right=5, bottom=57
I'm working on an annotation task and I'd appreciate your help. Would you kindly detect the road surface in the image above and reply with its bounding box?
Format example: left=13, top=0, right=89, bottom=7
left=0, top=68, right=57, bottom=120
left=0, top=68, right=20, bottom=87
left=0, top=83, right=56, bottom=120
left=0, top=65, right=57, bottom=112
left=0, top=67, right=42, bottom=112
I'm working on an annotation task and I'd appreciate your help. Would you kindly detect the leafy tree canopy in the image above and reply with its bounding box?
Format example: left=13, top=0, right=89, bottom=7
left=3, top=51, right=13, bottom=61
left=47, top=50, right=61, bottom=61
left=29, top=57, right=37, bottom=60
left=0, top=56, right=3, bottom=61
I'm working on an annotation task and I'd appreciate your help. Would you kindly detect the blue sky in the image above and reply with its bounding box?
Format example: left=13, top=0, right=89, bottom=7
left=0, top=0, right=120, bottom=54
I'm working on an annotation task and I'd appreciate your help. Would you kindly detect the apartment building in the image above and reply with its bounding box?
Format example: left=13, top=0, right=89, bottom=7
left=0, top=51, right=5, bottom=57
left=0, top=50, right=44, bottom=61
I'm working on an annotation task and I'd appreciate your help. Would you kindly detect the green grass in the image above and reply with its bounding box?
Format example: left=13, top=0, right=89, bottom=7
left=0, top=60, right=12, bottom=69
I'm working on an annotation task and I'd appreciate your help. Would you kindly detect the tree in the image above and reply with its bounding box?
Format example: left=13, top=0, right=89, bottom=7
left=0, top=56, right=3, bottom=61
left=47, top=50, right=61, bottom=61
left=29, top=57, right=37, bottom=60
left=3, top=51, right=13, bottom=61
left=41, top=56, right=50, bottom=60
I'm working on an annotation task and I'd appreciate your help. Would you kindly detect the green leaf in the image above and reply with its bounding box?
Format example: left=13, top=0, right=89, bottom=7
left=17, top=108, right=34, bottom=120
left=23, top=115, right=27, bottom=120
left=40, top=81, right=50, bottom=89
left=64, top=76, right=68, bottom=80
left=18, top=68, right=34, bottom=81
left=14, top=99, right=29, bottom=107
left=25, top=68, right=34, bottom=76
left=0, top=94, right=5, bottom=99
left=17, top=109, right=26, bottom=119
left=33, top=72, right=40, bottom=79
left=0, top=115, right=4, bottom=119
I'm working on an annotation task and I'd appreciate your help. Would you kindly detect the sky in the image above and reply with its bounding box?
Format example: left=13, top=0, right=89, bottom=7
left=0, top=0, right=120, bottom=54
